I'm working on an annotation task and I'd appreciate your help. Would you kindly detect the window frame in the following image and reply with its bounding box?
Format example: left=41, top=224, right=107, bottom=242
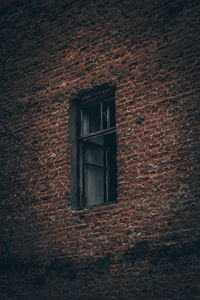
left=70, top=86, right=117, bottom=210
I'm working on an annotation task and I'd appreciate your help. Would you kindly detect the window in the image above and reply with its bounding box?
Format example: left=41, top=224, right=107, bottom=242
left=70, top=86, right=117, bottom=210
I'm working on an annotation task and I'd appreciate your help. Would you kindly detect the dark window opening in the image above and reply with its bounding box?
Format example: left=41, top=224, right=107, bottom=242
left=70, top=86, right=117, bottom=210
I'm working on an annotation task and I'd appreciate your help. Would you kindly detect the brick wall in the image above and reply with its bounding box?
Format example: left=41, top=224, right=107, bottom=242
left=0, top=0, right=200, bottom=299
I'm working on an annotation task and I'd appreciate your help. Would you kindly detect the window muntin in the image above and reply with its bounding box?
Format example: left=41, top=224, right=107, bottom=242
left=75, top=95, right=117, bottom=209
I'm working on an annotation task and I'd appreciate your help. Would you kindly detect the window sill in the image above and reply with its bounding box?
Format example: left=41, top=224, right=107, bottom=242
left=72, top=200, right=117, bottom=213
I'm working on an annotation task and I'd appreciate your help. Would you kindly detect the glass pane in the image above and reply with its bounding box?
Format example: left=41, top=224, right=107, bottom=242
left=109, top=101, right=116, bottom=127
left=84, top=137, right=104, bottom=166
left=92, top=136, right=103, bottom=146
left=103, top=101, right=115, bottom=129
left=85, top=165, right=104, bottom=206
left=81, top=104, right=100, bottom=135
left=81, top=109, right=88, bottom=136
left=103, top=102, right=109, bottom=129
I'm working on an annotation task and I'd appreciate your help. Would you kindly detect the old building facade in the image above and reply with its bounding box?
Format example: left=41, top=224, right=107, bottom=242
left=0, top=0, right=200, bottom=299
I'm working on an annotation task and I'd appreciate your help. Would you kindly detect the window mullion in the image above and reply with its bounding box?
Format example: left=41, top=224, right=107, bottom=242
left=103, top=145, right=107, bottom=203
left=107, top=104, right=110, bottom=128
left=79, top=142, right=87, bottom=208
left=100, top=102, right=103, bottom=130
left=105, top=146, right=109, bottom=203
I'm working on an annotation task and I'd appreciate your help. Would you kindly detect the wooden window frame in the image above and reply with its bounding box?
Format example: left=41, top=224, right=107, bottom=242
left=70, top=85, right=117, bottom=210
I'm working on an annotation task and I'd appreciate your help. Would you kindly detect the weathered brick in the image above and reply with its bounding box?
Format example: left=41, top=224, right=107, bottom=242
left=0, top=0, right=200, bottom=299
